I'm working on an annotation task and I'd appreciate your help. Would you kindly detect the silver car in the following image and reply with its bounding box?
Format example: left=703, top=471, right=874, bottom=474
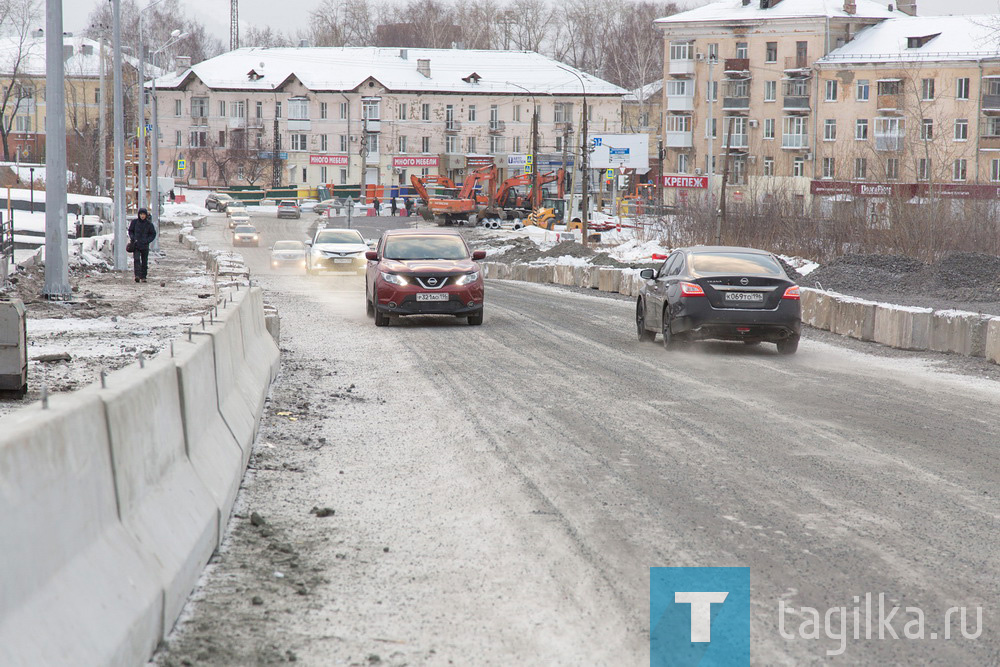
left=232, top=224, right=260, bottom=247
left=306, top=228, right=368, bottom=275
left=270, top=240, right=307, bottom=271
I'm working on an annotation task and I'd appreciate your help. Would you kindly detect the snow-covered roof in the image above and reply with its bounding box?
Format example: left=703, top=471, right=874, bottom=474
left=625, top=79, right=663, bottom=103
left=0, top=33, right=150, bottom=78
left=655, top=0, right=897, bottom=24
left=153, top=47, right=626, bottom=97
left=817, top=15, right=1000, bottom=64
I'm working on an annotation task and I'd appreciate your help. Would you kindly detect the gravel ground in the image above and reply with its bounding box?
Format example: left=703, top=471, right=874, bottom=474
left=0, top=228, right=217, bottom=416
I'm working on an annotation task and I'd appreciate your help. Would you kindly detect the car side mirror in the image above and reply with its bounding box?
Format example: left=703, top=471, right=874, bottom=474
left=472, top=250, right=487, bottom=260
left=305, top=240, right=312, bottom=246
left=365, top=250, right=378, bottom=261
left=639, top=268, right=655, bottom=280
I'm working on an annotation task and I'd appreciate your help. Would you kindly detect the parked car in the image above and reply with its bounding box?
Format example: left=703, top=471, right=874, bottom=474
left=206, top=192, right=234, bottom=211
left=299, top=198, right=320, bottom=212
left=232, top=224, right=260, bottom=247
left=258, top=198, right=277, bottom=207
left=306, top=227, right=368, bottom=275
left=365, top=229, right=486, bottom=327
left=312, top=198, right=342, bottom=216
left=277, top=200, right=301, bottom=219
left=635, top=245, right=801, bottom=354
left=270, top=240, right=307, bottom=270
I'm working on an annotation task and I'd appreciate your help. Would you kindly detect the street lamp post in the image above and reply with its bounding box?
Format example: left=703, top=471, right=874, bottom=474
left=43, top=0, right=70, bottom=298
left=28, top=167, right=34, bottom=212
left=149, top=30, right=187, bottom=251
left=137, top=0, right=168, bottom=212
left=504, top=81, right=541, bottom=211
left=557, top=65, right=590, bottom=246
left=112, top=0, right=127, bottom=271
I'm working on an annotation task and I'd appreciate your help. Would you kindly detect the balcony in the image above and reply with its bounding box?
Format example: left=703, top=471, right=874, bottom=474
left=489, top=120, right=506, bottom=133
left=784, top=55, right=809, bottom=72
left=190, top=113, right=209, bottom=126
left=666, top=94, right=694, bottom=112
left=783, top=96, right=810, bottom=112
left=362, top=118, right=381, bottom=132
left=665, top=131, right=692, bottom=148
left=722, top=96, right=749, bottom=112
left=554, top=121, right=573, bottom=133
left=288, top=118, right=311, bottom=131
left=724, top=58, right=750, bottom=76
left=982, top=93, right=1000, bottom=113
left=365, top=151, right=380, bottom=165
left=781, top=134, right=809, bottom=149
left=445, top=119, right=462, bottom=132
left=722, top=134, right=748, bottom=150
left=877, top=94, right=901, bottom=113
left=981, top=134, right=1000, bottom=149
left=874, top=134, right=903, bottom=151
left=669, top=58, right=694, bottom=77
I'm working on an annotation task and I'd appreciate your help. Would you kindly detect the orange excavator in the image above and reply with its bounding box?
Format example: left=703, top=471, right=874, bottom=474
left=410, top=165, right=497, bottom=225
left=492, top=168, right=565, bottom=219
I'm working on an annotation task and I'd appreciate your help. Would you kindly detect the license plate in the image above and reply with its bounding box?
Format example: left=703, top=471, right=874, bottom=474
left=725, top=292, right=764, bottom=302
left=333, top=258, right=353, bottom=263
left=416, top=293, right=449, bottom=302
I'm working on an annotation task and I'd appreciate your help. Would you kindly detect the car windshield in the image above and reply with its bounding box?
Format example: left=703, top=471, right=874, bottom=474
left=273, top=241, right=303, bottom=251
left=690, top=252, right=784, bottom=276
left=235, top=226, right=255, bottom=233
left=315, top=230, right=364, bottom=244
left=229, top=204, right=246, bottom=210
left=383, top=235, right=469, bottom=260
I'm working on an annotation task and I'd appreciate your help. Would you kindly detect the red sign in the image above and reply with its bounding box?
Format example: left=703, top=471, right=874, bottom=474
left=309, top=155, right=348, bottom=166
left=663, top=175, right=708, bottom=189
left=392, top=156, right=440, bottom=168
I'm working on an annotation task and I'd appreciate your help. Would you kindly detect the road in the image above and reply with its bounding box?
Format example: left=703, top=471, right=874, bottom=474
left=158, top=209, right=1000, bottom=665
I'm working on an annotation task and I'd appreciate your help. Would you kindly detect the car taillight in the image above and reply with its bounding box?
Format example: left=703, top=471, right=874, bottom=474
left=680, top=282, right=705, bottom=297
left=783, top=285, right=801, bottom=300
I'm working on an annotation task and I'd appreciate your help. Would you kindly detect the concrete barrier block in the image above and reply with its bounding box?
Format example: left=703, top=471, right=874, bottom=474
left=0, top=391, right=162, bottom=666
left=264, top=307, right=280, bottom=344
left=598, top=268, right=622, bottom=293
left=800, top=288, right=830, bottom=330
left=929, top=310, right=992, bottom=357
left=828, top=294, right=877, bottom=341
left=173, top=336, right=244, bottom=546
left=538, top=264, right=555, bottom=284
left=572, top=265, right=586, bottom=287
left=243, top=288, right=281, bottom=386
left=584, top=266, right=600, bottom=289
left=986, top=319, right=1000, bottom=364
left=873, top=304, right=933, bottom=350
left=100, top=358, right=218, bottom=634
left=212, top=298, right=258, bottom=463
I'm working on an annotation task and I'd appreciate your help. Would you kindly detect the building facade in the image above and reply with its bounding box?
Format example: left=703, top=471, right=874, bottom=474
left=152, top=47, right=625, bottom=192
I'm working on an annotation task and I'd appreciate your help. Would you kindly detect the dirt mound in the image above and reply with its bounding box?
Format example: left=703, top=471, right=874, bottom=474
left=538, top=241, right=596, bottom=259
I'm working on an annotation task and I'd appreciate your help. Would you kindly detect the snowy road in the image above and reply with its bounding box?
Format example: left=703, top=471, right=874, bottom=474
left=159, top=211, right=1000, bottom=665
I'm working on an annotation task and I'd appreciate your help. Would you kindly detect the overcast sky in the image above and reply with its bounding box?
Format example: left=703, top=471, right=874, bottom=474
left=63, top=0, right=1000, bottom=43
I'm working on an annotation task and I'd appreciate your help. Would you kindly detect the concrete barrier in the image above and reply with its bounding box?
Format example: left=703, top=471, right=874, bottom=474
left=873, top=304, right=933, bottom=350
left=242, top=287, right=281, bottom=385
left=212, top=293, right=259, bottom=462
left=100, top=357, right=218, bottom=633
left=986, top=318, right=1000, bottom=364
left=829, top=294, right=877, bottom=342
left=0, top=391, right=162, bottom=666
left=929, top=310, right=992, bottom=357
left=172, top=335, right=244, bottom=546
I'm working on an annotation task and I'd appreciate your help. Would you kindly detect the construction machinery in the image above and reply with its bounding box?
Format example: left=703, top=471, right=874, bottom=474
left=410, top=166, right=496, bottom=225
left=480, top=169, right=566, bottom=229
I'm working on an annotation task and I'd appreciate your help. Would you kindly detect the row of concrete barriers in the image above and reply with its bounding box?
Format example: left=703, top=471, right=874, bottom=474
left=0, top=285, right=280, bottom=665
left=481, top=261, right=1000, bottom=364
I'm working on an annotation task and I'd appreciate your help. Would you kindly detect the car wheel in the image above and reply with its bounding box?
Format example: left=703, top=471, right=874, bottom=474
left=468, top=309, right=484, bottom=326
left=661, top=307, right=678, bottom=350
left=366, top=289, right=375, bottom=318
left=636, top=299, right=655, bottom=342
left=776, top=335, right=799, bottom=355
left=373, top=290, right=390, bottom=327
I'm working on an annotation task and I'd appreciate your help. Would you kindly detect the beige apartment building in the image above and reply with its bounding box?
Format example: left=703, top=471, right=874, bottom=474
left=654, top=0, right=903, bottom=209
left=151, top=47, right=625, bottom=193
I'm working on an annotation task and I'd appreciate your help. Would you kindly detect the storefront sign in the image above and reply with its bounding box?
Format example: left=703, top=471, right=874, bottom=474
left=392, top=156, right=440, bottom=168
left=663, top=175, right=708, bottom=189
left=811, top=180, right=1000, bottom=200
left=309, top=155, right=349, bottom=165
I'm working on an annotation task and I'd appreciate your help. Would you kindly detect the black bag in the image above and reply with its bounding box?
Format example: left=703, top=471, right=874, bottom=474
left=126, top=241, right=134, bottom=253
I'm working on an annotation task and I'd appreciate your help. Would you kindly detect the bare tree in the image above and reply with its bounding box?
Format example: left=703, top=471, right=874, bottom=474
left=0, top=0, right=40, bottom=161
left=243, top=25, right=294, bottom=48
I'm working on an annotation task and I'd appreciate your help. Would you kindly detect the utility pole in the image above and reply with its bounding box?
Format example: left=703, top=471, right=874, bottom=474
left=271, top=110, right=280, bottom=188
left=98, top=30, right=107, bottom=196
left=44, top=0, right=70, bottom=298
left=718, top=116, right=734, bottom=245
left=138, top=14, right=147, bottom=211
left=657, top=137, right=664, bottom=217
left=531, top=106, right=539, bottom=210
left=112, top=0, right=127, bottom=271
left=707, top=55, right=715, bottom=215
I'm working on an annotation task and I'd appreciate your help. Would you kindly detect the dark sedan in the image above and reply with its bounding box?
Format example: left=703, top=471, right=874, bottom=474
left=635, top=246, right=801, bottom=354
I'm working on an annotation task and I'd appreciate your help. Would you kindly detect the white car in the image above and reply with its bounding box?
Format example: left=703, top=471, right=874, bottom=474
left=299, top=198, right=320, bottom=212
left=306, top=228, right=368, bottom=276
left=228, top=212, right=251, bottom=229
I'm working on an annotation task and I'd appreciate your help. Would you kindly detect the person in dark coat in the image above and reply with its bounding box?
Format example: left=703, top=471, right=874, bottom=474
left=390, top=197, right=398, bottom=216
left=128, top=208, right=157, bottom=283
left=404, top=197, right=413, bottom=216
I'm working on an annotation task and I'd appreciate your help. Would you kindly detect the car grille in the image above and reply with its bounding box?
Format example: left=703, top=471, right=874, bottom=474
left=412, top=275, right=453, bottom=289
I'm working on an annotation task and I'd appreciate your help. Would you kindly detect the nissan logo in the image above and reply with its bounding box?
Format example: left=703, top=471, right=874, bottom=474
left=428, top=277, right=438, bottom=285
left=740, top=278, right=749, bottom=285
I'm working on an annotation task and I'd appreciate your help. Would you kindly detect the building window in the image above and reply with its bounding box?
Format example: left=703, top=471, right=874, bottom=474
left=340, top=168, right=347, bottom=184
left=824, top=119, right=837, bottom=141
left=256, top=101, right=263, bottom=118
left=201, top=162, right=207, bottom=178
left=513, top=105, right=521, bottom=122
left=230, top=101, right=245, bottom=118
left=991, top=159, right=1000, bottom=182
left=825, top=79, right=838, bottom=102
left=705, top=155, right=716, bottom=173
left=782, top=116, right=808, bottom=148
left=367, top=133, right=379, bottom=153
left=763, top=156, right=774, bottom=176
left=706, top=117, right=717, bottom=138
left=490, top=135, right=505, bottom=153
left=669, top=41, right=692, bottom=60
left=319, top=102, right=328, bottom=119
left=763, top=118, right=775, bottom=139
left=954, top=118, right=968, bottom=140
left=190, top=97, right=208, bottom=117
left=467, top=136, right=476, bottom=153
left=957, top=77, right=970, bottom=100
left=398, top=135, right=407, bottom=153
left=291, top=134, right=308, bottom=151
left=855, top=157, right=867, bottom=179
left=340, top=102, right=348, bottom=120
left=874, top=117, right=904, bottom=150
left=362, top=98, right=380, bottom=120
left=421, top=136, right=430, bottom=153
left=856, top=79, right=870, bottom=101
left=446, top=135, right=457, bottom=153
left=706, top=81, right=718, bottom=102
left=886, top=158, right=899, bottom=180
left=490, top=104, right=500, bottom=128
left=218, top=101, right=225, bottom=117
left=445, top=104, right=455, bottom=128
left=175, top=130, right=182, bottom=147
left=708, top=43, right=718, bottom=61
left=398, top=103, right=407, bottom=120
left=468, top=104, right=477, bottom=122
left=953, top=158, right=967, bottom=181
left=855, top=118, right=868, bottom=140
left=554, top=102, right=572, bottom=123
left=921, top=118, right=933, bottom=140
left=320, top=166, right=327, bottom=182
left=218, top=130, right=226, bottom=147
left=667, top=115, right=691, bottom=132
left=822, top=157, right=835, bottom=179
left=421, top=103, right=430, bottom=121
left=877, top=80, right=900, bottom=96
left=174, top=99, right=182, bottom=116
left=918, top=158, right=931, bottom=181
left=678, top=153, right=689, bottom=173
left=986, top=116, right=1000, bottom=137
left=320, top=134, right=328, bottom=151
left=302, top=168, right=307, bottom=182
left=921, top=78, right=935, bottom=100
left=724, top=116, right=748, bottom=148
left=765, top=42, right=777, bottom=63
left=340, top=135, right=348, bottom=152
left=735, top=41, right=748, bottom=59
left=792, top=157, right=805, bottom=177
left=512, top=136, right=521, bottom=153
left=275, top=101, right=282, bottom=118
left=189, top=130, right=207, bottom=147
left=764, top=81, right=776, bottom=102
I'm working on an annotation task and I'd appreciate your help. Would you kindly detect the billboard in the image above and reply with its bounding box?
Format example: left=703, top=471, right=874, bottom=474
left=590, top=134, right=649, bottom=169
left=392, top=156, right=439, bottom=167
left=663, top=175, right=708, bottom=189
left=309, top=155, right=347, bottom=165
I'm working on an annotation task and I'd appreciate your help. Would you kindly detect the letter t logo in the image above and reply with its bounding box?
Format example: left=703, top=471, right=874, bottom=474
left=675, top=592, right=729, bottom=642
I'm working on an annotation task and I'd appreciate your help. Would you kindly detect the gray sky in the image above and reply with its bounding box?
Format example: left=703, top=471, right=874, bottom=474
left=63, top=0, right=1000, bottom=42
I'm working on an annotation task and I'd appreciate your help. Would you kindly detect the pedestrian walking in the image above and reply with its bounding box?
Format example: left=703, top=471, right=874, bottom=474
left=404, top=197, right=413, bottom=216
left=390, top=197, right=398, bottom=216
left=127, top=208, right=157, bottom=283
left=168, top=189, right=176, bottom=202
left=371, top=196, right=380, bottom=217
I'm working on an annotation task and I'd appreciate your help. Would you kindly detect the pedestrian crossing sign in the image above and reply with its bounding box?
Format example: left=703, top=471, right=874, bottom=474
left=177, top=159, right=186, bottom=171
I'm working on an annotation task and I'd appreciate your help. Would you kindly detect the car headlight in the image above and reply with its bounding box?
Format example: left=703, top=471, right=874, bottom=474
left=454, top=271, right=480, bottom=286
left=380, top=272, right=408, bottom=286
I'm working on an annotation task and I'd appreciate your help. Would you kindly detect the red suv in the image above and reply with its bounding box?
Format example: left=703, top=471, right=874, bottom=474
left=365, top=229, right=486, bottom=326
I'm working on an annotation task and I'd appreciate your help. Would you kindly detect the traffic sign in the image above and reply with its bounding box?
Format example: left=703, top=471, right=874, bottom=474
left=177, top=159, right=186, bottom=171
left=605, top=169, right=614, bottom=180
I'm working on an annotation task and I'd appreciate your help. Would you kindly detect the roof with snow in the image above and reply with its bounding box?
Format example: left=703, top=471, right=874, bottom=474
left=625, top=79, right=663, bottom=103
left=0, top=33, right=150, bottom=78
left=152, top=47, right=626, bottom=96
left=817, top=15, right=1000, bottom=63
left=655, top=0, right=897, bottom=24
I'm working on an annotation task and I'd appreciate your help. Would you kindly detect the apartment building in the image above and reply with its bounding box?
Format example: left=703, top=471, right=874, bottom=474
left=812, top=15, right=1000, bottom=214
left=654, top=0, right=899, bottom=208
left=151, top=47, right=625, bottom=190
left=623, top=79, right=664, bottom=167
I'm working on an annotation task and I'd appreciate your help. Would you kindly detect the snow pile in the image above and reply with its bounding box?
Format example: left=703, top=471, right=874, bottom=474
left=70, top=234, right=114, bottom=266
left=161, top=202, right=209, bottom=222
left=608, top=239, right=672, bottom=263
left=778, top=254, right=820, bottom=276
